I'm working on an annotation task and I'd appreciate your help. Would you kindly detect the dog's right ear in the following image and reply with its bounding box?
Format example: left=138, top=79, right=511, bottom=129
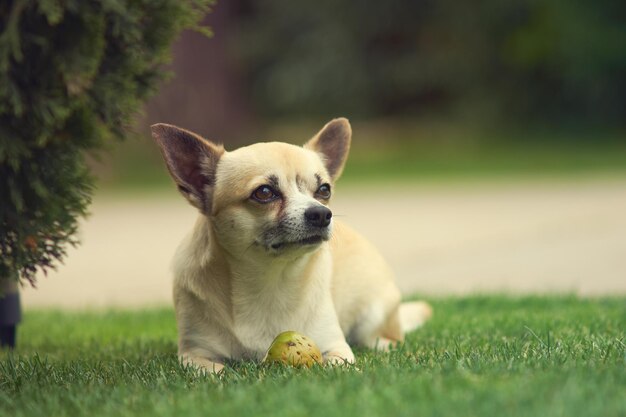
left=151, top=124, right=224, bottom=213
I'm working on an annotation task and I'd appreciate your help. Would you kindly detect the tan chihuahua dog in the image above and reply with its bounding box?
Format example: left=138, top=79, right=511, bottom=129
left=151, top=118, right=432, bottom=373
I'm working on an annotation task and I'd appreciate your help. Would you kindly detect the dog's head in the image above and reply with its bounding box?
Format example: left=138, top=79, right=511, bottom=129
left=151, top=119, right=351, bottom=258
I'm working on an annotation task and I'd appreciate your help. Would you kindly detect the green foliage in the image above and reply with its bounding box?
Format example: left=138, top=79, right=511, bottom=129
left=0, top=0, right=212, bottom=284
left=234, top=0, right=626, bottom=125
left=1, top=296, right=625, bottom=416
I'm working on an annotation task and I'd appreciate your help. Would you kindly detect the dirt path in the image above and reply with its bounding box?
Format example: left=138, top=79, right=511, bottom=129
left=22, top=177, right=626, bottom=309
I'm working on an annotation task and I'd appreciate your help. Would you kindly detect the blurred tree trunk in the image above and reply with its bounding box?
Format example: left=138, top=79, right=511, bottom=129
left=0, top=279, right=20, bottom=349
left=145, top=0, right=254, bottom=143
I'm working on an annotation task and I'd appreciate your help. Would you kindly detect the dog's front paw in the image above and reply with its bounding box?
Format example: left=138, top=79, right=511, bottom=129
left=323, top=345, right=355, bottom=366
left=181, top=355, right=225, bottom=375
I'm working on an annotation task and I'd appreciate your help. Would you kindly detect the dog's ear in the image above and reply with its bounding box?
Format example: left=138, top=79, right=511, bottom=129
left=151, top=123, right=224, bottom=213
left=304, top=118, right=352, bottom=181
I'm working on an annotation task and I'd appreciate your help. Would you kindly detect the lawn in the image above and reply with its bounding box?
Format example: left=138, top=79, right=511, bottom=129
left=1, top=296, right=625, bottom=417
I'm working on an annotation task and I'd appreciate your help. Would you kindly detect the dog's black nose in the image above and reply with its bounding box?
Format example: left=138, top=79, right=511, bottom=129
left=305, top=206, right=332, bottom=228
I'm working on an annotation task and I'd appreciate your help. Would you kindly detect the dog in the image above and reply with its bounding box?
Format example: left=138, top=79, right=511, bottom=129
left=151, top=118, right=432, bottom=373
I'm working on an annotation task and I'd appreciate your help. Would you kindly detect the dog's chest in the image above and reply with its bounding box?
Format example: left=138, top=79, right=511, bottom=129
left=230, top=275, right=319, bottom=359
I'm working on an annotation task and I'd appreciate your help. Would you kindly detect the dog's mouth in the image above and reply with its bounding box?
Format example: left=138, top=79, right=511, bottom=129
left=270, top=235, right=325, bottom=250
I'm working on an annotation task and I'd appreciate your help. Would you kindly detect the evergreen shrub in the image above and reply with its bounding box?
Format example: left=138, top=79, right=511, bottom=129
left=0, top=0, right=212, bottom=285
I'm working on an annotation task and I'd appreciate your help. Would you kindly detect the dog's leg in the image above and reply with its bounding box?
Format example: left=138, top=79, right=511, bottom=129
left=346, top=301, right=432, bottom=353
left=180, top=354, right=225, bottom=374
left=345, top=301, right=403, bottom=349
left=367, top=302, right=433, bottom=348
left=358, top=306, right=403, bottom=350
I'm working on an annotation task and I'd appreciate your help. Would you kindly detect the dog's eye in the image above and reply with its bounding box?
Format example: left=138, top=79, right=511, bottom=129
left=316, top=184, right=331, bottom=199
left=251, top=185, right=278, bottom=203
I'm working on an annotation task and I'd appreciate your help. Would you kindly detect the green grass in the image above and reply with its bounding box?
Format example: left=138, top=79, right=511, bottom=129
left=93, top=124, right=626, bottom=192
left=343, top=141, right=626, bottom=183
left=2, top=296, right=625, bottom=417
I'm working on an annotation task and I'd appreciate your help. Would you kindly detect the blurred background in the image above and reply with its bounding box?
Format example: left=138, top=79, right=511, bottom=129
left=24, top=0, right=626, bottom=308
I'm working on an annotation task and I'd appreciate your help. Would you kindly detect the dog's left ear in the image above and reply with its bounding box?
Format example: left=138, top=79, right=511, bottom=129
left=305, top=118, right=352, bottom=181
